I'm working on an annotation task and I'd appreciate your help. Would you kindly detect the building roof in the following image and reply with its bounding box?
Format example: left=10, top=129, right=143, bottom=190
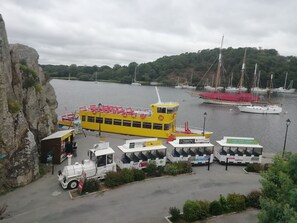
left=41, top=130, right=74, bottom=141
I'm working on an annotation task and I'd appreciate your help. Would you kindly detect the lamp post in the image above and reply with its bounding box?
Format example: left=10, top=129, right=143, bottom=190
left=202, top=112, right=207, bottom=136
left=282, top=119, right=291, bottom=158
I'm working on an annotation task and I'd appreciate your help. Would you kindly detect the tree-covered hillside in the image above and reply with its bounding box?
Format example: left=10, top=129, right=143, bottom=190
left=41, top=47, right=297, bottom=89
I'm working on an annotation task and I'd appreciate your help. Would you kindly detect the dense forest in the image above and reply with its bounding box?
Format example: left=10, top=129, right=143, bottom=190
left=41, top=47, right=297, bottom=89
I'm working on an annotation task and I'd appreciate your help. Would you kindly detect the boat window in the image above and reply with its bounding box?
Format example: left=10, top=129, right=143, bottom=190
left=90, top=151, right=96, bottom=161
left=82, top=115, right=86, bottom=122
left=107, top=154, right=113, bottom=164
left=164, top=123, right=171, bottom=130
left=142, top=122, right=152, bottom=129
left=132, top=121, right=141, bottom=128
left=95, top=117, right=103, bottom=123
left=113, top=119, right=122, bottom=126
left=87, top=116, right=95, bottom=122
left=167, top=108, right=174, bottom=114
left=153, top=123, right=162, bottom=130
left=104, top=118, right=112, bottom=124
left=123, top=120, right=131, bottom=127
left=157, top=107, right=166, bottom=113
left=97, top=155, right=106, bottom=167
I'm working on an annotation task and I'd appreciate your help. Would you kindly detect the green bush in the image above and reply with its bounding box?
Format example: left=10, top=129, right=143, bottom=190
left=164, top=164, right=179, bottom=176
left=120, top=168, right=134, bottom=184
left=104, top=171, right=124, bottom=188
left=198, top=200, right=210, bottom=219
left=246, top=190, right=262, bottom=209
left=144, top=162, right=163, bottom=177
left=20, top=64, right=39, bottom=89
left=34, top=83, right=43, bottom=93
left=245, top=163, right=263, bottom=173
left=209, top=200, right=223, bottom=216
left=132, top=168, right=146, bottom=181
left=8, top=99, right=21, bottom=114
left=226, top=193, right=246, bottom=212
left=183, top=200, right=202, bottom=222
left=169, top=207, right=181, bottom=222
left=82, top=179, right=100, bottom=193
left=219, top=194, right=229, bottom=213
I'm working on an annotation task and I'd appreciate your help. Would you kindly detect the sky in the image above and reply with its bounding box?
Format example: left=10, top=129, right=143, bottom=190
left=1, top=0, right=296, bottom=67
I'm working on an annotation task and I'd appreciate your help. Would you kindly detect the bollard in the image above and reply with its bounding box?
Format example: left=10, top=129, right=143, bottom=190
left=51, top=163, right=54, bottom=175
left=207, top=156, right=210, bottom=171
left=225, top=158, right=229, bottom=171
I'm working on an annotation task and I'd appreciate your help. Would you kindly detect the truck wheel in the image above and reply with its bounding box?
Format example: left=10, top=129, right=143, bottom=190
left=68, top=180, right=78, bottom=189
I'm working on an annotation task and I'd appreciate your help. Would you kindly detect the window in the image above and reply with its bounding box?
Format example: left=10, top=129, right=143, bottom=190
left=95, top=117, right=103, bottom=123
left=82, top=115, right=86, bottom=121
left=104, top=118, right=112, bottom=124
left=153, top=123, right=163, bottom=130
left=164, top=123, right=171, bottom=130
left=87, top=116, right=95, bottom=122
left=157, top=107, right=166, bottom=113
left=132, top=121, right=141, bottom=128
left=97, top=155, right=106, bottom=167
left=142, top=122, right=152, bottom=129
left=113, top=119, right=122, bottom=126
left=123, top=120, right=131, bottom=127
left=107, top=154, right=113, bottom=164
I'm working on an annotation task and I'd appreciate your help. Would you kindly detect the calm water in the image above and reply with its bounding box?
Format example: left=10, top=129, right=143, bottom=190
left=51, top=79, right=297, bottom=154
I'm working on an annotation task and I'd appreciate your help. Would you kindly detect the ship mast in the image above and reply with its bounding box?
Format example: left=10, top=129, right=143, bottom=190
left=239, top=48, right=247, bottom=91
left=215, top=35, right=224, bottom=90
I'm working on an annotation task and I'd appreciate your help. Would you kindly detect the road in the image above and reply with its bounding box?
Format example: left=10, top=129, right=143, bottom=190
left=0, top=132, right=262, bottom=223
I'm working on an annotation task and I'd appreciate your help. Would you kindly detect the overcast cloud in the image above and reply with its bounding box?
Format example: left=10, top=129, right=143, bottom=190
left=1, top=0, right=296, bottom=66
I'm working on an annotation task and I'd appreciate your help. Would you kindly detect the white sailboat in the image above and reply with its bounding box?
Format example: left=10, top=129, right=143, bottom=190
left=175, top=77, right=182, bottom=89
left=238, top=74, right=282, bottom=114
left=272, top=72, right=295, bottom=94
left=131, top=65, right=141, bottom=86
left=251, top=64, right=269, bottom=95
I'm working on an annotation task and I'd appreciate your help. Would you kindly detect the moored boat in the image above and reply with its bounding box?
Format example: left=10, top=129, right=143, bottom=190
left=238, top=104, right=282, bottom=114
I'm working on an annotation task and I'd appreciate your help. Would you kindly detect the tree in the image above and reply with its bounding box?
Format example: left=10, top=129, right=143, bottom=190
left=259, top=154, right=297, bottom=223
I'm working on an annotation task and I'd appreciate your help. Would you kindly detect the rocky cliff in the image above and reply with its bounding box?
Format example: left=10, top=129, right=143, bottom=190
left=0, top=15, right=58, bottom=193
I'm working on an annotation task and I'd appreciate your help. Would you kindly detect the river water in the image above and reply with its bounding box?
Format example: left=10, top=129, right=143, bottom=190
left=50, top=79, right=297, bottom=154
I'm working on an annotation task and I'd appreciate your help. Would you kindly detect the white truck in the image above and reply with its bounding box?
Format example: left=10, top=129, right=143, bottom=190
left=58, top=142, right=117, bottom=189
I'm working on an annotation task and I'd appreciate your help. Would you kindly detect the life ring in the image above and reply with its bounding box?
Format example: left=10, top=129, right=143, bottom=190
left=140, top=114, right=146, bottom=119
left=122, top=112, right=127, bottom=118
left=172, top=113, right=176, bottom=119
left=158, top=115, right=164, bottom=121
left=131, top=113, right=137, bottom=118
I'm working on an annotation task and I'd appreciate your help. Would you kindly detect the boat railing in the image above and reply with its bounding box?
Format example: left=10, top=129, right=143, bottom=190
left=80, top=104, right=153, bottom=117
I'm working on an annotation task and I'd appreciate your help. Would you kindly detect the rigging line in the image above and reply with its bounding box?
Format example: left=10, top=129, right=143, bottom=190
left=197, top=57, right=218, bottom=86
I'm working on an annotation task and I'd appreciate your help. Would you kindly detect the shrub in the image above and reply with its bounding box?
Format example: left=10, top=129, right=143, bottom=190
left=8, top=98, right=21, bottom=114
left=246, top=190, right=262, bottom=209
left=245, top=163, right=263, bottom=173
left=169, top=207, right=181, bottom=222
left=197, top=200, right=209, bottom=219
left=104, top=171, right=124, bottom=188
left=183, top=200, right=202, bottom=222
left=120, top=168, right=134, bottom=184
left=82, top=179, right=100, bottom=193
left=226, top=193, right=246, bottom=212
left=209, top=200, right=223, bottom=216
left=34, top=83, right=43, bottom=93
left=132, top=168, right=146, bottom=181
left=164, top=164, right=179, bottom=176
left=144, top=162, right=164, bottom=177
left=219, top=194, right=229, bottom=213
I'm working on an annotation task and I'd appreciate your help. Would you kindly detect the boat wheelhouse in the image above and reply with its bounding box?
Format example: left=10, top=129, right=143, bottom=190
left=215, top=136, right=263, bottom=164
left=167, top=136, right=214, bottom=165
left=117, top=138, right=167, bottom=169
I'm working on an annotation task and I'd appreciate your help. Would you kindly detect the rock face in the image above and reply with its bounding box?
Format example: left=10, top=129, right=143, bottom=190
left=0, top=14, right=58, bottom=193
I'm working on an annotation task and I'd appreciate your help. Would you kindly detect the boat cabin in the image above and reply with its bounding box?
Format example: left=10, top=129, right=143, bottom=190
left=117, top=138, right=167, bottom=169
left=215, top=136, right=263, bottom=164
left=78, top=102, right=179, bottom=138
left=168, top=136, right=214, bottom=164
